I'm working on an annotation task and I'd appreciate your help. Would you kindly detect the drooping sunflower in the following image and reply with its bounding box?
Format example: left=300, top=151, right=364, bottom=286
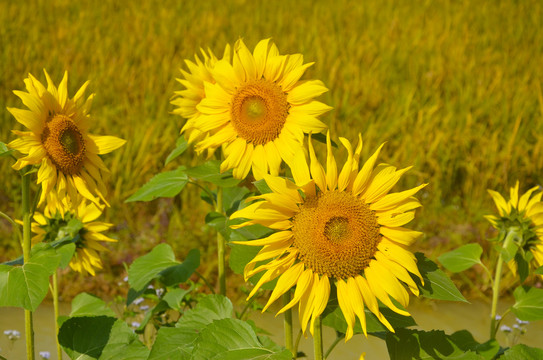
left=193, top=38, right=331, bottom=179
left=7, top=70, right=126, bottom=212
left=171, top=45, right=231, bottom=151
left=230, top=132, right=427, bottom=340
left=486, top=182, right=543, bottom=277
left=29, top=197, right=116, bottom=276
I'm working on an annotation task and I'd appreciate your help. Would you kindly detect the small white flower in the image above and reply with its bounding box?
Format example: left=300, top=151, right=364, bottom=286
left=494, top=315, right=502, bottom=321
left=39, top=351, right=51, bottom=359
left=133, top=297, right=144, bottom=305
left=131, top=321, right=141, bottom=328
left=500, top=325, right=512, bottom=333
left=513, top=324, right=520, bottom=330
left=516, top=318, right=529, bottom=325
left=140, top=305, right=150, bottom=311
left=156, top=288, right=164, bottom=297
left=123, top=276, right=129, bottom=282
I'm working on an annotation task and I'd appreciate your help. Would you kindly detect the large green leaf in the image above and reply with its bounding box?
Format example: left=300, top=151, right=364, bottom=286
left=98, top=320, right=150, bottom=360
left=191, top=318, right=291, bottom=360
left=148, top=294, right=234, bottom=359
left=413, top=253, right=467, bottom=302
left=0, top=246, right=60, bottom=311
left=58, top=316, right=116, bottom=359
left=125, top=167, right=188, bottom=202
left=438, top=244, right=483, bottom=273
left=162, top=287, right=192, bottom=311
left=165, top=136, right=188, bottom=165
left=127, top=244, right=198, bottom=297
left=147, top=327, right=195, bottom=360
left=176, top=294, right=233, bottom=330
left=499, top=344, right=543, bottom=360
left=511, top=286, right=543, bottom=321
left=160, top=248, right=200, bottom=287
left=127, top=243, right=178, bottom=292
left=59, top=316, right=149, bottom=360
left=185, top=160, right=240, bottom=187
left=70, top=293, right=116, bottom=317
left=386, top=329, right=494, bottom=360
left=535, top=265, right=543, bottom=275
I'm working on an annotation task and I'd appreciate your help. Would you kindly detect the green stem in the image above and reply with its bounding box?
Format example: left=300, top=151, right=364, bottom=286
left=52, top=271, right=62, bottom=360
left=324, top=334, right=344, bottom=359
left=313, top=316, right=323, bottom=360
left=490, top=229, right=516, bottom=340
left=216, top=185, right=225, bottom=295
left=283, top=291, right=294, bottom=358
left=22, top=166, right=35, bottom=360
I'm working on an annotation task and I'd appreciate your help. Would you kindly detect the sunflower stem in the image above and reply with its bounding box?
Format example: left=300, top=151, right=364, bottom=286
left=216, top=185, right=226, bottom=295
left=293, top=330, right=302, bottom=359
left=490, top=228, right=516, bottom=340
left=282, top=291, right=294, bottom=358
left=52, top=270, right=63, bottom=360
left=313, top=316, right=323, bottom=360
left=22, top=166, right=35, bottom=360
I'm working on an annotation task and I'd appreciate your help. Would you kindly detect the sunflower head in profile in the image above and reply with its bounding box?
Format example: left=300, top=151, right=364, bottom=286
left=230, top=132, right=427, bottom=340
left=172, top=45, right=231, bottom=153
left=7, top=70, right=126, bottom=213
left=190, top=38, right=331, bottom=180
left=486, top=182, right=543, bottom=278
left=29, top=196, right=116, bottom=276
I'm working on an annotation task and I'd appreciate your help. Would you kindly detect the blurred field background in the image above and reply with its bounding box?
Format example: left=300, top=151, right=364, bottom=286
left=1, top=0, right=542, bottom=301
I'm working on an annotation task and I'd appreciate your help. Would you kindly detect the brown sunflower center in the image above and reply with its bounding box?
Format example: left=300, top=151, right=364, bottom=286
left=41, top=114, right=86, bottom=175
left=292, top=191, right=381, bottom=279
left=230, top=79, right=289, bottom=145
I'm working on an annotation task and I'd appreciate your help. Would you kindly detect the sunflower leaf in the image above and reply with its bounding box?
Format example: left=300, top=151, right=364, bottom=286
left=253, top=179, right=272, bottom=194
left=499, top=344, right=543, bottom=360
left=438, top=244, right=483, bottom=273
left=413, top=252, right=468, bottom=302
left=59, top=316, right=149, bottom=360
left=511, top=286, right=543, bottom=321
left=127, top=244, right=199, bottom=297
left=165, top=136, right=188, bottom=165
left=386, top=328, right=497, bottom=360
left=190, top=318, right=291, bottom=360
left=125, top=167, right=188, bottom=202
left=0, top=141, right=14, bottom=157
left=185, top=160, right=240, bottom=187
left=535, top=265, right=543, bottom=275
left=70, top=292, right=116, bottom=317
left=0, top=245, right=60, bottom=311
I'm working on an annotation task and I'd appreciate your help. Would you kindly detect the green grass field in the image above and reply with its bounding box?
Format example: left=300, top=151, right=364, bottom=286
left=1, top=0, right=542, bottom=298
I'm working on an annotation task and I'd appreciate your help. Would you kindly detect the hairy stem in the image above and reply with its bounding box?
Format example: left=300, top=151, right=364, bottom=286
left=22, top=167, right=35, bottom=360
left=216, top=185, right=226, bottom=295
left=283, top=291, right=294, bottom=358
left=313, top=316, right=323, bottom=360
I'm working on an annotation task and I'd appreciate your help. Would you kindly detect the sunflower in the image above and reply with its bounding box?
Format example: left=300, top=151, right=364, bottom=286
left=7, top=70, right=125, bottom=213
left=230, top=132, right=427, bottom=340
left=193, top=38, right=331, bottom=179
left=171, top=45, right=231, bottom=151
left=29, top=197, right=116, bottom=276
left=486, top=182, right=543, bottom=277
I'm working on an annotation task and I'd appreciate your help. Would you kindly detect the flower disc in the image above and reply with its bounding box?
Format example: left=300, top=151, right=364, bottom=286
left=42, top=114, right=86, bottom=175
left=292, top=190, right=381, bottom=279
left=231, top=79, right=289, bottom=145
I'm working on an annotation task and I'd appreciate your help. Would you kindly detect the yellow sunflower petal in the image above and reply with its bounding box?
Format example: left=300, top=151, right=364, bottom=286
left=262, top=262, right=305, bottom=312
